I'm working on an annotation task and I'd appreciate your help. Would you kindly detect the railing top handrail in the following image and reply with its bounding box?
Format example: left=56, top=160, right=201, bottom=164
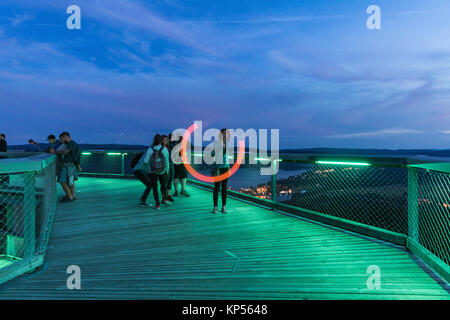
left=0, top=152, right=56, bottom=174
left=77, top=149, right=450, bottom=172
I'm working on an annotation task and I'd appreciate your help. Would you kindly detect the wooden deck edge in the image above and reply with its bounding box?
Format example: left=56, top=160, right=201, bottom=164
left=406, top=238, right=450, bottom=284
left=187, top=179, right=407, bottom=247
left=0, top=254, right=44, bottom=285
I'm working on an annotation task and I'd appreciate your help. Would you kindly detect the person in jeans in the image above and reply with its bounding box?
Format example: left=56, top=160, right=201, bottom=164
left=212, top=128, right=231, bottom=214
left=55, top=132, right=81, bottom=202
left=133, top=145, right=154, bottom=206
left=161, top=135, right=175, bottom=202
left=148, top=134, right=172, bottom=209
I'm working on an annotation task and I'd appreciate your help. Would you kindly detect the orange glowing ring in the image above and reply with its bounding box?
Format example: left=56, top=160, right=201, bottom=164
left=181, top=123, right=245, bottom=183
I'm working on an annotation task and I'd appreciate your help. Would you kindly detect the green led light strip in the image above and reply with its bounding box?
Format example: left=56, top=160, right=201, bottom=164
left=254, top=157, right=282, bottom=162
left=107, top=152, right=122, bottom=156
left=316, top=160, right=370, bottom=166
left=82, top=152, right=92, bottom=156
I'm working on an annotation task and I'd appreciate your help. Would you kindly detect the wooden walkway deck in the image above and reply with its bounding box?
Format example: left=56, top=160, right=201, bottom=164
left=0, top=177, right=448, bottom=299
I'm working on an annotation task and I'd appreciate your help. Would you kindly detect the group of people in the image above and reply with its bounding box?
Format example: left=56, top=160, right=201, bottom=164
left=133, top=128, right=231, bottom=213
left=132, top=133, right=190, bottom=209
left=0, top=128, right=232, bottom=213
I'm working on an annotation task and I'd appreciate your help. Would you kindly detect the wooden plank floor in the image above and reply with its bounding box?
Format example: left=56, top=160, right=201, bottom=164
left=0, top=177, right=448, bottom=299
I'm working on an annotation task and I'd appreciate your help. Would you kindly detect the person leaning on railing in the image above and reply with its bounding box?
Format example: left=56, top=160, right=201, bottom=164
left=52, top=132, right=81, bottom=202
left=0, top=134, right=7, bottom=152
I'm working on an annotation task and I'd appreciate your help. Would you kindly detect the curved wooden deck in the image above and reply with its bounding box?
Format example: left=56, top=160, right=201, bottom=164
left=0, top=177, right=448, bottom=299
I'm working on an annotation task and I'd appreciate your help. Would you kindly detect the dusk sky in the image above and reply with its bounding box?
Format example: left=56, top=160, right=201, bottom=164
left=1, top=0, right=450, bottom=148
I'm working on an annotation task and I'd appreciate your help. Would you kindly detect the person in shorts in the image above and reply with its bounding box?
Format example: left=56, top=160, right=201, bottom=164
left=56, top=132, right=81, bottom=202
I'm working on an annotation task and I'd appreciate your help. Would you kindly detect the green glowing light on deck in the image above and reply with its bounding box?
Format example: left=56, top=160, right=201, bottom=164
left=254, top=157, right=282, bottom=162
left=82, top=152, right=92, bottom=156
left=107, top=152, right=122, bottom=156
left=316, top=160, right=370, bottom=166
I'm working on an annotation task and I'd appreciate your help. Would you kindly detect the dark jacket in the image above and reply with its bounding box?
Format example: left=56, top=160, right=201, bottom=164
left=0, top=139, right=7, bottom=152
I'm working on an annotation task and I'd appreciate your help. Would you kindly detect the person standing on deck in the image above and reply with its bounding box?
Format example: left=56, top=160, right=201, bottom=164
left=56, top=132, right=81, bottom=202
left=148, top=134, right=173, bottom=209
left=133, top=142, right=154, bottom=207
left=0, top=134, right=7, bottom=152
left=0, top=134, right=8, bottom=184
left=161, top=135, right=175, bottom=203
left=46, top=134, right=61, bottom=153
left=173, top=136, right=190, bottom=197
left=25, top=139, right=39, bottom=152
left=212, top=128, right=231, bottom=214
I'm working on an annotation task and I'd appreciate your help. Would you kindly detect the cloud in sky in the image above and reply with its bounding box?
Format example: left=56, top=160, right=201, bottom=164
left=1, top=0, right=450, bottom=148
left=327, top=128, right=423, bottom=139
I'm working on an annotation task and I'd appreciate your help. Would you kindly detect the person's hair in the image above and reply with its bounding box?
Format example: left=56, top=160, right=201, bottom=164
left=0, top=134, right=5, bottom=139
left=220, top=128, right=229, bottom=142
left=152, top=134, right=161, bottom=147
left=168, top=133, right=173, bottom=140
left=47, top=134, right=56, bottom=140
left=59, top=132, right=70, bottom=138
left=161, top=135, right=168, bottom=146
left=28, top=139, right=33, bottom=143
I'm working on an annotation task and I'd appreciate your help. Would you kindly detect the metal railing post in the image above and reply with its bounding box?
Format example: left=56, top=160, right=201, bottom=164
left=23, top=171, right=36, bottom=257
left=271, top=159, right=277, bottom=210
left=121, top=153, right=125, bottom=176
left=407, top=167, right=419, bottom=241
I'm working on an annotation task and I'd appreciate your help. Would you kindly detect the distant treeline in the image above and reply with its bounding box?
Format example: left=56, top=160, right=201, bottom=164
left=7, top=144, right=450, bottom=157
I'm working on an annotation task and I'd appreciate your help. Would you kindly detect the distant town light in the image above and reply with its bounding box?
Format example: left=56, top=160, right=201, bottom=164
left=316, top=160, right=370, bottom=166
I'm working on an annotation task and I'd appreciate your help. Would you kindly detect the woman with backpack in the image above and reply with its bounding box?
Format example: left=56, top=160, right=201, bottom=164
left=212, top=128, right=231, bottom=214
left=148, top=134, right=172, bottom=209
left=132, top=144, right=154, bottom=207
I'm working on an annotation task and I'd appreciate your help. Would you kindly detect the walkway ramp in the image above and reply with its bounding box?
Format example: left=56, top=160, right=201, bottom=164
left=0, top=177, right=448, bottom=299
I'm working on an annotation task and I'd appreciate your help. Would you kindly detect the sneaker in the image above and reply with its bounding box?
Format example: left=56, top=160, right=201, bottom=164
left=212, top=207, right=218, bottom=214
left=180, top=190, right=190, bottom=197
left=60, top=197, right=73, bottom=203
left=173, top=191, right=179, bottom=197
left=222, top=207, right=227, bottom=213
left=166, top=195, right=175, bottom=203
left=140, top=201, right=153, bottom=207
left=155, top=205, right=161, bottom=210
left=161, top=199, right=171, bottom=205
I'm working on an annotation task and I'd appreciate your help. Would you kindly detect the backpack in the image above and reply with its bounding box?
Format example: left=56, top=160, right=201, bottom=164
left=130, top=152, right=144, bottom=169
left=150, top=147, right=166, bottom=174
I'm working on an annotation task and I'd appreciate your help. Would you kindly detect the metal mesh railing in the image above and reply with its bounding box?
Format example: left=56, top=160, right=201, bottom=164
left=415, top=168, right=450, bottom=265
left=239, top=162, right=409, bottom=234
left=230, top=160, right=448, bottom=269
left=0, top=154, right=56, bottom=282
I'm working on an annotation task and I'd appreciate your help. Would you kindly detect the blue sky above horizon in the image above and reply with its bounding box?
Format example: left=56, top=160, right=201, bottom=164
left=1, top=0, right=450, bottom=148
